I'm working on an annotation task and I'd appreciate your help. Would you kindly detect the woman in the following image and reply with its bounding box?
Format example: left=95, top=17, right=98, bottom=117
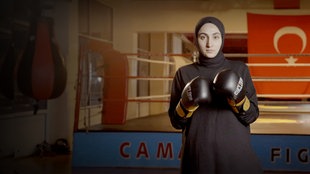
left=168, top=16, right=263, bottom=174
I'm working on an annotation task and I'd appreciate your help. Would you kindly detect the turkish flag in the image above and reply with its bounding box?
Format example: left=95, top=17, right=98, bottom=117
left=247, top=13, right=310, bottom=96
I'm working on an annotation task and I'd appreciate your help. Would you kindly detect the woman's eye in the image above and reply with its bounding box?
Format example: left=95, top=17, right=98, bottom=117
left=199, top=35, right=206, bottom=40
left=214, top=35, right=221, bottom=40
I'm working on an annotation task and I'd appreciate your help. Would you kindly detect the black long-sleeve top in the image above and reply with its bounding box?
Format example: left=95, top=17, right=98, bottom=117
left=168, top=57, right=263, bottom=174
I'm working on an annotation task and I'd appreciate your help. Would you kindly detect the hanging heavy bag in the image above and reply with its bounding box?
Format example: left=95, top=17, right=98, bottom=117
left=17, top=17, right=67, bottom=100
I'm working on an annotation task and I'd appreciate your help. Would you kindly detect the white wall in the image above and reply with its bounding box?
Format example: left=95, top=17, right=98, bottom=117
left=104, top=0, right=310, bottom=52
left=0, top=112, right=46, bottom=157
left=46, top=0, right=78, bottom=149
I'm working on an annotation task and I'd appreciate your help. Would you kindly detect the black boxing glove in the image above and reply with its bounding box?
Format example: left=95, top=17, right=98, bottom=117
left=175, top=76, right=211, bottom=118
left=213, top=69, right=250, bottom=114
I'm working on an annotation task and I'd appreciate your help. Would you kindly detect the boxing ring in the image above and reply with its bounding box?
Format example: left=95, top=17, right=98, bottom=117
left=72, top=36, right=310, bottom=172
left=74, top=51, right=310, bottom=134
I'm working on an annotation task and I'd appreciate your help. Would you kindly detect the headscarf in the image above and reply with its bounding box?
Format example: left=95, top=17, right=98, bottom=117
left=194, top=16, right=225, bottom=66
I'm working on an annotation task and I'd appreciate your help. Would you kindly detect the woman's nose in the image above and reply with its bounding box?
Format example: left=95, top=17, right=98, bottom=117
left=206, top=39, right=211, bottom=48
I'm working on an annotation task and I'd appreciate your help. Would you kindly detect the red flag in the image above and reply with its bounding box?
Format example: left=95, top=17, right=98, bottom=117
left=247, top=13, right=310, bottom=96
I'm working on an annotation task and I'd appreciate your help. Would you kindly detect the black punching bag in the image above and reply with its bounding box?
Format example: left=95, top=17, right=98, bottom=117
left=17, top=17, right=67, bottom=100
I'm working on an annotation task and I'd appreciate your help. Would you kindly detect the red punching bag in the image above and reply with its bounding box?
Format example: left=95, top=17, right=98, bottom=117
left=17, top=17, right=67, bottom=100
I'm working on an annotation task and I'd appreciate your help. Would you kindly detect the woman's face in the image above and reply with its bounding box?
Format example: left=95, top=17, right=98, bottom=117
left=197, top=23, right=222, bottom=58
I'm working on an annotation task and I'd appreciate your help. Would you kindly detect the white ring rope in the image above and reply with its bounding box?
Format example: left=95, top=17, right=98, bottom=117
left=247, top=63, right=310, bottom=67
left=257, top=94, right=310, bottom=98
left=127, top=53, right=310, bottom=58
left=79, top=33, right=113, bottom=44
left=127, top=76, right=173, bottom=80
left=128, top=95, right=170, bottom=100
left=125, top=53, right=310, bottom=101
left=127, top=56, right=175, bottom=65
left=224, top=53, right=310, bottom=57
left=253, top=77, right=310, bottom=82
left=126, top=76, right=310, bottom=82
left=127, top=94, right=310, bottom=101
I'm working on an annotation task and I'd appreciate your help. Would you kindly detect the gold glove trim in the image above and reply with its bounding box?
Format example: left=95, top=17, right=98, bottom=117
left=241, top=96, right=250, bottom=112
left=228, top=96, right=250, bottom=114
left=175, top=102, right=186, bottom=117
left=175, top=101, right=198, bottom=118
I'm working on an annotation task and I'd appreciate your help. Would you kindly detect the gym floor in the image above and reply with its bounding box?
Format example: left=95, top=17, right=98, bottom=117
left=1, top=101, right=309, bottom=174
left=0, top=154, right=306, bottom=174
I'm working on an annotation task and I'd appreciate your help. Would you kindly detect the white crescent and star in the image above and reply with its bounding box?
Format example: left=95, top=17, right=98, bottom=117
left=273, top=26, right=307, bottom=64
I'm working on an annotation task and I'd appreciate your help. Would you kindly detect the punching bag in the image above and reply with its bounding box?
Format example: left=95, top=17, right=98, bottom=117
left=17, top=17, right=67, bottom=100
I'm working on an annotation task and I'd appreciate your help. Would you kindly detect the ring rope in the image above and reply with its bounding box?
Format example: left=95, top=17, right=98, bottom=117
left=127, top=56, right=175, bottom=65
left=127, top=76, right=173, bottom=80
left=247, top=63, right=310, bottom=67
left=126, top=53, right=310, bottom=58
left=126, top=76, right=310, bottom=82
left=125, top=53, right=310, bottom=102
left=126, top=94, right=310, bottom=102
left=253, top=77, right=310, bottom=82
left=128, top=95, right=170, bottom=100
left=257, top=94, right=310, bottom=98
left=225, top=53, right=310, bottom=57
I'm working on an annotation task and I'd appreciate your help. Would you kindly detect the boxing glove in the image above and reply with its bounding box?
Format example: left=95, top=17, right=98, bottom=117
left=213, top=69, right=250, bottom=114
left=175, top=76, right=211, bottom=118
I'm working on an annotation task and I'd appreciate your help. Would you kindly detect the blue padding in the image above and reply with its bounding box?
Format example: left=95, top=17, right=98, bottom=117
left=72, top=132, right=310, bottom=172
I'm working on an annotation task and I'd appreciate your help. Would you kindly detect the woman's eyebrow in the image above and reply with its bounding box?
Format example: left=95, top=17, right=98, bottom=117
left=199, top=32, right=221, bottom=35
